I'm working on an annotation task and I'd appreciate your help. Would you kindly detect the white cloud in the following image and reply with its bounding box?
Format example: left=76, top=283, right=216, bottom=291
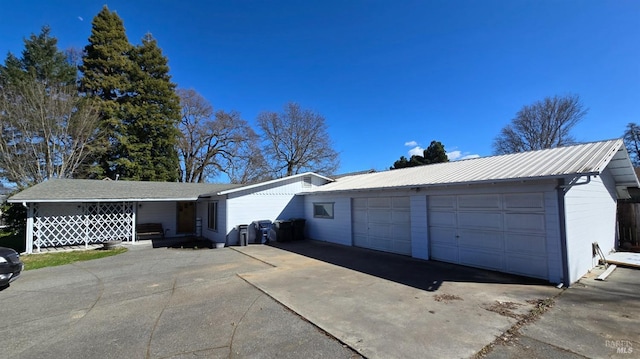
left=447, top=150, right=480, bottom=161
left=404, top=140, right=418, bottom=147
left=408, top=146, right=424, bottom=156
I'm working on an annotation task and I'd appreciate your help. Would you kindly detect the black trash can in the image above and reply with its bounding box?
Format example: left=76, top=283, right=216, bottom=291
left=291, top=218, right=306, bottom=240
left=273, top=220, right=293, bottom=242
left=237, top=224, right=248, bottom=246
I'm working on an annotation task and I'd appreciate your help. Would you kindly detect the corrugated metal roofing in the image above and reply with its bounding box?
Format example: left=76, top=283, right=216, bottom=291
left=307, top=139, right=639, bottom=194
left=8, top=179, right=242, bottom=203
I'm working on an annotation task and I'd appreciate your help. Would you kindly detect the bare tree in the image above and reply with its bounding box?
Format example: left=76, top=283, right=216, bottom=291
left=623, top=123, right=640, bottom=167
left=493, top=94, right=588, bottom=155
left=0, top=80, right=102, bottom=188
left=258, top=102, right=339, bottom=177
left=176, top=88, right=263, bottom=183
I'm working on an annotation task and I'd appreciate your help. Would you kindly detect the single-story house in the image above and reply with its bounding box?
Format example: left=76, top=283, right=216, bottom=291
left=8, top=139, right=638, bottom=286
left=7, top=173, right=331, bottom=252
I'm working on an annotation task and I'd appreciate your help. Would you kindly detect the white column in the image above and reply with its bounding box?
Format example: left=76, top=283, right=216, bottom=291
left=25, top=203, right=34, bottom=254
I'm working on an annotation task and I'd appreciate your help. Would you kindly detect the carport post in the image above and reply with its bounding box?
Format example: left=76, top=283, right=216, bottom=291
left=23, top=202, right=34, bottom=254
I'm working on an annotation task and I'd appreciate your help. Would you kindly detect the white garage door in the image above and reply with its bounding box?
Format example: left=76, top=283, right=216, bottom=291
left=429, top=193, right=548, bottom=279
left=352, top=197, right=412, bottom=255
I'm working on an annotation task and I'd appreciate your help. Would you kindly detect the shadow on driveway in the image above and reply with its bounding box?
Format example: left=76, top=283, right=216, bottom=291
left=269, top=239, right=548, bottom=292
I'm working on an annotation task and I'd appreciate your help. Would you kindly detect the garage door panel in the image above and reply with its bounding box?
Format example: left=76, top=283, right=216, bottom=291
left=458, top=212, right=502, bottom=230
left=458, top=229, right=503, bottom=250
left=505, top=233, right=546, bottom=255
left=429, top=192, right=549, bottom=281
left=368, top=209, right=392, bottom=223
left=429, top=195, right=455, bottom=209
left=458, top=194, right=501, bottom=209
left=506, top=254, right=547, bottom=279
left=353, top=198, right=367, bottom=210
left=504, top=193, right=544, bottom=210
left=505, top=213, right=545, bottom=233
left=368, top=197, right=390, bottom=208
left=391, top=210, right=411, bottom=224
left=390, top=224, right=411, bottom=240
left=353, top=197, right=411, bottom=256
left=392, top=196, right=410, bottom=209
left=430, top=211, right=456, bottom=226
left=430, top=226, right=457, bottom=245
left=431, top=244, right=458, bottom=262
left=460, top=249, right=504, bottom=271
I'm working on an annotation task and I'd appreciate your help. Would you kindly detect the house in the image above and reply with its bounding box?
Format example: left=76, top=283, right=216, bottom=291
left=7, top=173, right=331, bottom=253
left=8, top=139, right=638, bottom=286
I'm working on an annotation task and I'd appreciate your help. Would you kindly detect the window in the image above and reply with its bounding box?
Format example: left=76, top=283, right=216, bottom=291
left=208, top=202, right=218, bottom=231
left=313, top=202, right=334, bottom=219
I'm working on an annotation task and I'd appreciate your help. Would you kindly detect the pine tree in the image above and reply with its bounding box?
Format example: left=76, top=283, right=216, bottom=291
left=0, top=26, right=76, bottom=87
left=125, top=33, right=181, bottom=181
left=79, top=5, right=135, bottom=179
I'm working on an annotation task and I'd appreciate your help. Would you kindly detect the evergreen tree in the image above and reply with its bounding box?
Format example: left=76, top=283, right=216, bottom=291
left=79, top=7, right=180, bottom=181
left=79, top=5, right=135, bottom=179
left=125, top=33, right=181, bottom=181
left=0, top=25, right=76, bottom=87
left=391, top=141, right=449, bottom=169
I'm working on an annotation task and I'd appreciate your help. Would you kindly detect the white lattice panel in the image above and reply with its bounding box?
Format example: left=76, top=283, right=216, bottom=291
left=33, top=202, right=134, bottom=249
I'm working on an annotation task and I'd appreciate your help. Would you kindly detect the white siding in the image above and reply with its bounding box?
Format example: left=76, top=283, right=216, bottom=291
left=136, top=201, right=176, bottom=237
left=305, top=194, right=352, bottom=246
left=564, top=169, right=618, bottom=283
left=197, top=197, right=227, bottom=243
left=226, top=176, right=318, bottom=244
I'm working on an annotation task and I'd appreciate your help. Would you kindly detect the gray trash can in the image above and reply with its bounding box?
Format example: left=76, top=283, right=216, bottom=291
left=249, top=220, right=272, bottom=244
left=238, top=224, right=248, bottom=246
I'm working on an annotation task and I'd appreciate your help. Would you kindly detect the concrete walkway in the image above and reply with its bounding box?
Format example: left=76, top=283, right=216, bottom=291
left=235, top=242, right=560, bottom=359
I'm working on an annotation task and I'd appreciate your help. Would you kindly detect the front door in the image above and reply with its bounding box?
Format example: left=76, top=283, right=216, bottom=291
left=176, top=202, right=196, bottom=234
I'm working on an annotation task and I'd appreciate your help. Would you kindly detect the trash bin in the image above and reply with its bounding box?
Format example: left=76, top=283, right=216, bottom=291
left=249, top=220, right=272, bottom=244
left=237, top=224, right=248, bottom=246
left=273, top=220, right=293, bottom=242
left=291, top=218, right=306, bottom=240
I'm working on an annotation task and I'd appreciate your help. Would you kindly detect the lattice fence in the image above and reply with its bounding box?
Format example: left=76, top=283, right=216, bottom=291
left=33, top=202, right=134, bottom=249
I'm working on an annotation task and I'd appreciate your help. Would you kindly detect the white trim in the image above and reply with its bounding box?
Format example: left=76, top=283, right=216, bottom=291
left=216, top=172, right=333, bottom=195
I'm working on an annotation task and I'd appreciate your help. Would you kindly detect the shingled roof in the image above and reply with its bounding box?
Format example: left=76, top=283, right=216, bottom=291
left=8, top=179, right=242, bottom=203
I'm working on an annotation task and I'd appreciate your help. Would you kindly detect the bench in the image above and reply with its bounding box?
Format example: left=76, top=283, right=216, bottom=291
left=136, top=223, right=165, bottom=240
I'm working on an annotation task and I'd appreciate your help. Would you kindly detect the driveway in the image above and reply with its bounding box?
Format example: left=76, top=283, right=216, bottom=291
left=3, top=240, right=637, bottom=358
left=0, top=243, right=360, bottom=359
left=239, top=241, right=560, bottom=358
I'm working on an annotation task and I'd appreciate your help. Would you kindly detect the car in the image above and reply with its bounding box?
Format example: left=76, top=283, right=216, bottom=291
left=0, top=247, right=23, bottom=287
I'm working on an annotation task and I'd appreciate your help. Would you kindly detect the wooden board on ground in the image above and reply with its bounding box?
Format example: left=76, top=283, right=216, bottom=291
left=605, top=252, right=640, bottom=269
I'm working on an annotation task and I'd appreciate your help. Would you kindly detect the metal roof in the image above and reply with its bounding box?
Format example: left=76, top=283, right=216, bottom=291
left=306, top=139, right=640, bottom=194
left=8, top=179, right=242, bottom=203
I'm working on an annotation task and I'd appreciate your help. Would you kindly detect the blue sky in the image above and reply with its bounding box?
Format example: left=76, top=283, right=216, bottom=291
left=1, top=1, right=638, bottom=177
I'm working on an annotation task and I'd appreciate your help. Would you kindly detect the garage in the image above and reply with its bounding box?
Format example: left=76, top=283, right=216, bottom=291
left=428, top=193, right=549, bottom=279
left=352, top=197, right=411, bottom=255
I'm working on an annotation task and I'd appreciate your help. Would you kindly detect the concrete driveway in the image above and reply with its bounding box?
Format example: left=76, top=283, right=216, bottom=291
left=0, top=243, right=360, bottom=359
left=239, top=241, right=560, bottom=358
left=3, top=240, right=637, bottom=358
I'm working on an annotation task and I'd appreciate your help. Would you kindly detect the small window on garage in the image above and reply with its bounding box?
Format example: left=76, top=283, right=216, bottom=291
left=313, top=202, right=334, bottom=219
left=208, top=202, right=218, bottom=231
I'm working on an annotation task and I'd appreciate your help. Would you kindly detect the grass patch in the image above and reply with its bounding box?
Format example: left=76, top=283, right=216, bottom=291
left=22, top=247, right=128, bottom=271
